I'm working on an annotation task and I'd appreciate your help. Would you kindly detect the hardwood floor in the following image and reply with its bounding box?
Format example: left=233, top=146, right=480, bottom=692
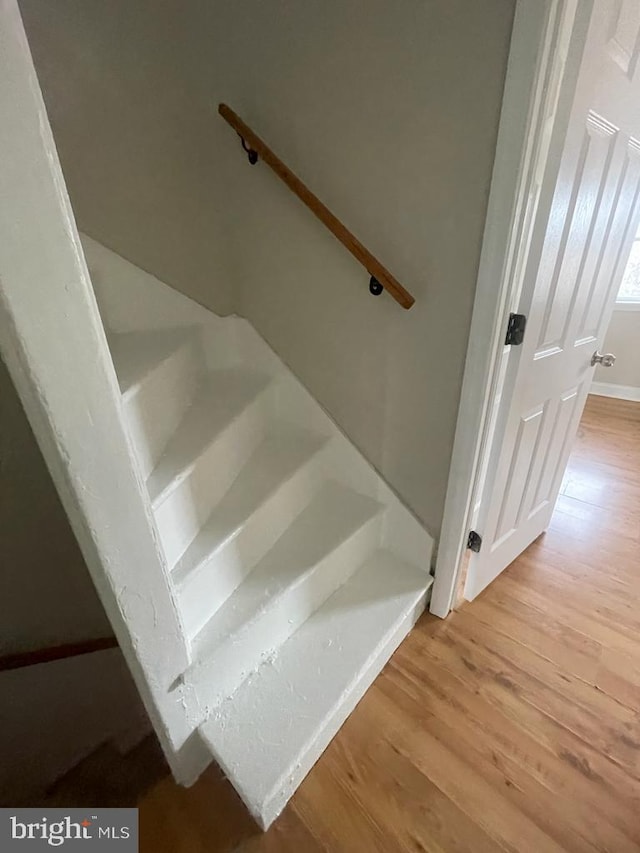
left=139, top=394, right=640, bottom=852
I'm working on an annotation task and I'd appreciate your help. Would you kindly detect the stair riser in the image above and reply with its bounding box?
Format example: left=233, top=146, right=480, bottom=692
left=154, top=391, right=273, bottom=568
left=186, top=514, right=382, bottom=715
left=200, top=322, right=253, bottom=374
left=124, top=339, right=203, bottom=480
left=177, top=447, right=330, bottom=639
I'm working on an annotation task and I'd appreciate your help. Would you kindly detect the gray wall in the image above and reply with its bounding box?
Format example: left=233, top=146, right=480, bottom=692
left=213, top=0, right=515, bottom=536
left=19, top=0, right=236, bottom=317
left=20, top=0, right=515, bottom=538
left=596, top=309, right=640, bottom=388
left=0, top=650, right=149, bottom=805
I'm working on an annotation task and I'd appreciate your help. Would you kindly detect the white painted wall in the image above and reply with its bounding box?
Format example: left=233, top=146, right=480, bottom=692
left=0, top=0, right=192, bottom=782
left=595, top=308, right=640, bottom=389
left=0, top=359, right=151, bottom=801
left=0, top=357, right=111, bottom=654
left=19, top=0, right=515, bottom=538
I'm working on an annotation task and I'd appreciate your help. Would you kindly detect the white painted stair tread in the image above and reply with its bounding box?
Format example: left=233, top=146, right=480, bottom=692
left=190, top=481, right=382, bottom=661
left=81, top=237, right=436, bottom=810
left=147, top=368, right=271, bottom=506
left=108, top=328, right=194, bottom=397
left=172, top=425, right=329, bottom=586
left=200, top=549, right=431, bottom=827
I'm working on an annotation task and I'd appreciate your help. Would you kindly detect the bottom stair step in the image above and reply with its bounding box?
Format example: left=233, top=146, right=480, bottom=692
left=199, top=550, right=432, bottom=829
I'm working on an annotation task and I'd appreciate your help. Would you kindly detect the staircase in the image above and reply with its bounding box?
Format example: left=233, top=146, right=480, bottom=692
left=85, top=235, right=433, bottom=828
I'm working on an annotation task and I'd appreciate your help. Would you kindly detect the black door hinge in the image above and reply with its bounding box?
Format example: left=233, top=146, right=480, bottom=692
left=505, top=313, right=527, bottom=346
left=467, top=530, right=482, bottom=553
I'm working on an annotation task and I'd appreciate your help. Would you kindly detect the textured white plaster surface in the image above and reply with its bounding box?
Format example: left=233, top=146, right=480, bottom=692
left=0, top=0, right=199, bottom=784
left=202, top=551, right=431, bottom=827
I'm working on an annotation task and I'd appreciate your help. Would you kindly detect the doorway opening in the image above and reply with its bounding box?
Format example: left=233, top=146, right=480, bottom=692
left=591, top=224, right=640, bottom=402
left=495, top=208, right=640, bottom=602
left=517, top=225, right=640, bottom=606
left=505, top=226, right=640, bottom=598
left=432, top=0, right=640, bottom=615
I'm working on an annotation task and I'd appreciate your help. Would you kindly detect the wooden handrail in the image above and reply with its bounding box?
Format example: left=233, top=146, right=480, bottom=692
left=218, top=104, right=415, bottom=310
left=0, top=637, right=118, bottom=672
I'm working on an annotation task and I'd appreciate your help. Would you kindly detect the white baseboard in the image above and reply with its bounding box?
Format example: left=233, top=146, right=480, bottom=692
left=590, top=381, right=640, bottom=402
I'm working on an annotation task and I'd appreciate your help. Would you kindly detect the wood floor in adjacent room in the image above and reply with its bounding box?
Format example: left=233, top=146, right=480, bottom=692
left=139, top=394, right=640, bottom=852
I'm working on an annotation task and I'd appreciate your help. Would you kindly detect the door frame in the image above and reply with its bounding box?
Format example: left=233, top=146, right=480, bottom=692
left=430, top=0, right=592, bottom=617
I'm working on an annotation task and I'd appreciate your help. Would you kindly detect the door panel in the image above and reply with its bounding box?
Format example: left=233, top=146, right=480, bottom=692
left=537, top=114, right=619, bottom=353
left=465, top=0, right=640, bottom=600
left=494, top=403, right=546, bottom=545
left=532, top=383, right=581, bottom=510
left=580, top=138, right=640, bottom=335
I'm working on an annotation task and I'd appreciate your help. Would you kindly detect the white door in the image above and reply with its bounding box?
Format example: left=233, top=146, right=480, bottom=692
left=465, top=0, right=640, bottom=600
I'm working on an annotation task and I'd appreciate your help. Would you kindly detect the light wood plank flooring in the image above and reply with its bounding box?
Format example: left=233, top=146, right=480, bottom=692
left=139, top=394, right=640, bottom=852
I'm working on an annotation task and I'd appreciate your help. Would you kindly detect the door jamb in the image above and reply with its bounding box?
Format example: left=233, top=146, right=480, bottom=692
left=430, top=0, right=584, bottom=617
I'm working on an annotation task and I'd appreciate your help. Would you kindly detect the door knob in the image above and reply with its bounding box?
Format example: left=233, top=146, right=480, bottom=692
left=591, top=350, right=616, bottom=367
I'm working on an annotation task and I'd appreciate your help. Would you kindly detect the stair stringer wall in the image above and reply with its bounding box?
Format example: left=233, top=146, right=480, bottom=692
left=0, top=5, right=210, bottom=802
left=81, top=235, right=224, bottom=783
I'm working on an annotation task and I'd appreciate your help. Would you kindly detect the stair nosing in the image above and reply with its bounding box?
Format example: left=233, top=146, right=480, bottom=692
left=259, top=574, right=430, bottom=815
left=172, top=429, right=331, bottom=587
left=187, top=489, right=385, bottom=671
left=148, top=369, right=273, bottom=510
left=199, top=550, right=431, bottom=823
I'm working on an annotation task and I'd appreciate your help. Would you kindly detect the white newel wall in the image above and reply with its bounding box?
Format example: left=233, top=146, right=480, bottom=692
left=0, top=0, right=198, bottom=783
